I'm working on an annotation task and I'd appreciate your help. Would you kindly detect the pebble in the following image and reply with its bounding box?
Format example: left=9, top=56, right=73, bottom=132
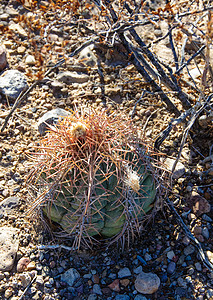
left=118, top=267, right=131, bottom=278
left=144, top=253, right=152, bottom=261
left=115, top=295, right=130, bottom=300
left=0, top=45, right=7, bottom=71
left=108, top=279, right=120, bottom=292
left=35, top=275, right=44, bottom=286
left=78, top=45, right=97, bottom=67
left=8, top=23, right=28, bottom=37
left=25, top=55, right=36, bottom=65
left=167, top=262, right=176, bottom=274
left=182, top=236, right=190, bottom=246
left=163, top=157, right=186, bottom=179
left=17, top=257, right=31, bottom=272
left=184, top=245, right=195, bottom=256
left=134, top=296, right=147, bottom=300
left=0, top=226, right=19, bottom=271
left=0, top=70, right=28, bottom=100
left=17, top=46, right=26, bottom=54
left=167, top=250, right=175, bottom=260
left=92, top=284, right=102, bottom=295
left=0, top=196, right=19, bottom=215
left=88, top=294, right=97, bottom=300
left=26, top=261, right=36, bottom=271
left=4, top=287, right=13, bottom=299
left=60, top=268, right=80, bottom=287
left=120, top=278, right=130, bottom=287
left=134, top=266, right=143, bottom=274
left=37, top=108, right=71, bottom=135
left=190, top=194, right=211, bottom=216
left=202, top=214, right=212, bottom=222
left=56, top=71, right=89, bottom=84
left=135, top=271, right=160, bottom=294
left=19, top=272, right=31, bottom=288
left=195, top=262, right=202, bottom=271
left=202, top=227, right=209, bottom=239
left=177, top=277, right=187, bottom=288
left=50, top=80, right=64, bottom=92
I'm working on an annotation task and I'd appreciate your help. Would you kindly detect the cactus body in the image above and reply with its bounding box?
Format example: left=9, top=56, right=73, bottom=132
left=28, top=108, right=157, bottom=246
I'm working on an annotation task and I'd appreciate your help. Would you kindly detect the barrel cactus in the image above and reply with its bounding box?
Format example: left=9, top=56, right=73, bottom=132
left=27, top=107, right=157, bottom=248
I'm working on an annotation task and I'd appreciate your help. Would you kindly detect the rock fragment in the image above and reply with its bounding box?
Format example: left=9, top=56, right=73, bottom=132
left=135, top=271, right=160, bottom=294
left=0, top=45, right=7, bottom=71
left=8, top=23, right=28, bottom=37
left=0, top=70, right=28, bottom=100
left=187, top=194, right=211, bottom=216
left=37, top=108, right=71, bottom=135
left=118, top=267, right=131, bottom=278
left=163, top=157, right=186, bottom=179
left=56, top=71, right=89, bottom=84
left=0, top=196, right=19, bottom=216
left=17, top=257, right=31, bottom=273
left=60, top=268, right=80, bottom=287
left=0, top=226, right=19, bottom=271
left=78, top=45, right=97, bottom=67
left=25, top=55, right=36, bottom=65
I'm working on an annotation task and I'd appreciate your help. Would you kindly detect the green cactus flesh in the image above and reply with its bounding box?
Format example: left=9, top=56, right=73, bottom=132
left=42, top=152, right=156, bottom=239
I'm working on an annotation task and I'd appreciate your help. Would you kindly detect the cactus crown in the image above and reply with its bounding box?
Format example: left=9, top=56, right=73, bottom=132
left=27, top=107, right=157, bottom=249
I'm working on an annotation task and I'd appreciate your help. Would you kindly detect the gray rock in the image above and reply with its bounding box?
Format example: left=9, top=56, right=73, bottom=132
left=134, top=296, right=147, bottom=300
left=56, top=71, right=89, bottom=84
left=135, top=271, right=160, bottom=294
left=195, top=262, right=202, bottom=271
left=92, top=284, right=102, bottom=295
left=202, top=214, right=212, bottom=222
left=144, top=253, right=152, bottom=261
left=184, top=245, right=195, bottom=256
left=0, top=70, right=28, bottom=100
left=177, top=277, right=187, bottom=288
left=167, top=262, right=176, bottom=274
left=167, top=250, right=175, bottom=260
left=50, top=80, right=64, bottom=92
left=78, top=45, right=97, bottom=67
left=0, top=226, right=19, bottom=271
left=0, top=45, right=7, bottom=71
left=118, top=267, right=131, bottom=278
left=60, top=268, right=80, bottom=287
left=37, top=108, right=71, bottom=135
left=0, top=197, right=19, bottom=215
left=163, top=157, right=186, bottom=179
left=115, top=295, right=130, bottom=300
left=19, top=272, right=31, bottom=288
left=202, top=227, right=209, bottom=239
left=36, top=275, right=44, bottom=286
left=134, top=266, right=143, bottom=274
left=88, top=294, right=97, bottom=300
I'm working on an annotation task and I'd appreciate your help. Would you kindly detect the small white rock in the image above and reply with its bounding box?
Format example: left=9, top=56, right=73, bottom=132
left=135, top=271, right=160, bottom=294
left=25, top=55, right=36, bottom=65
left=167, top=250, right=175, bottom=260
left=163, top=157, right=186, bottom=179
